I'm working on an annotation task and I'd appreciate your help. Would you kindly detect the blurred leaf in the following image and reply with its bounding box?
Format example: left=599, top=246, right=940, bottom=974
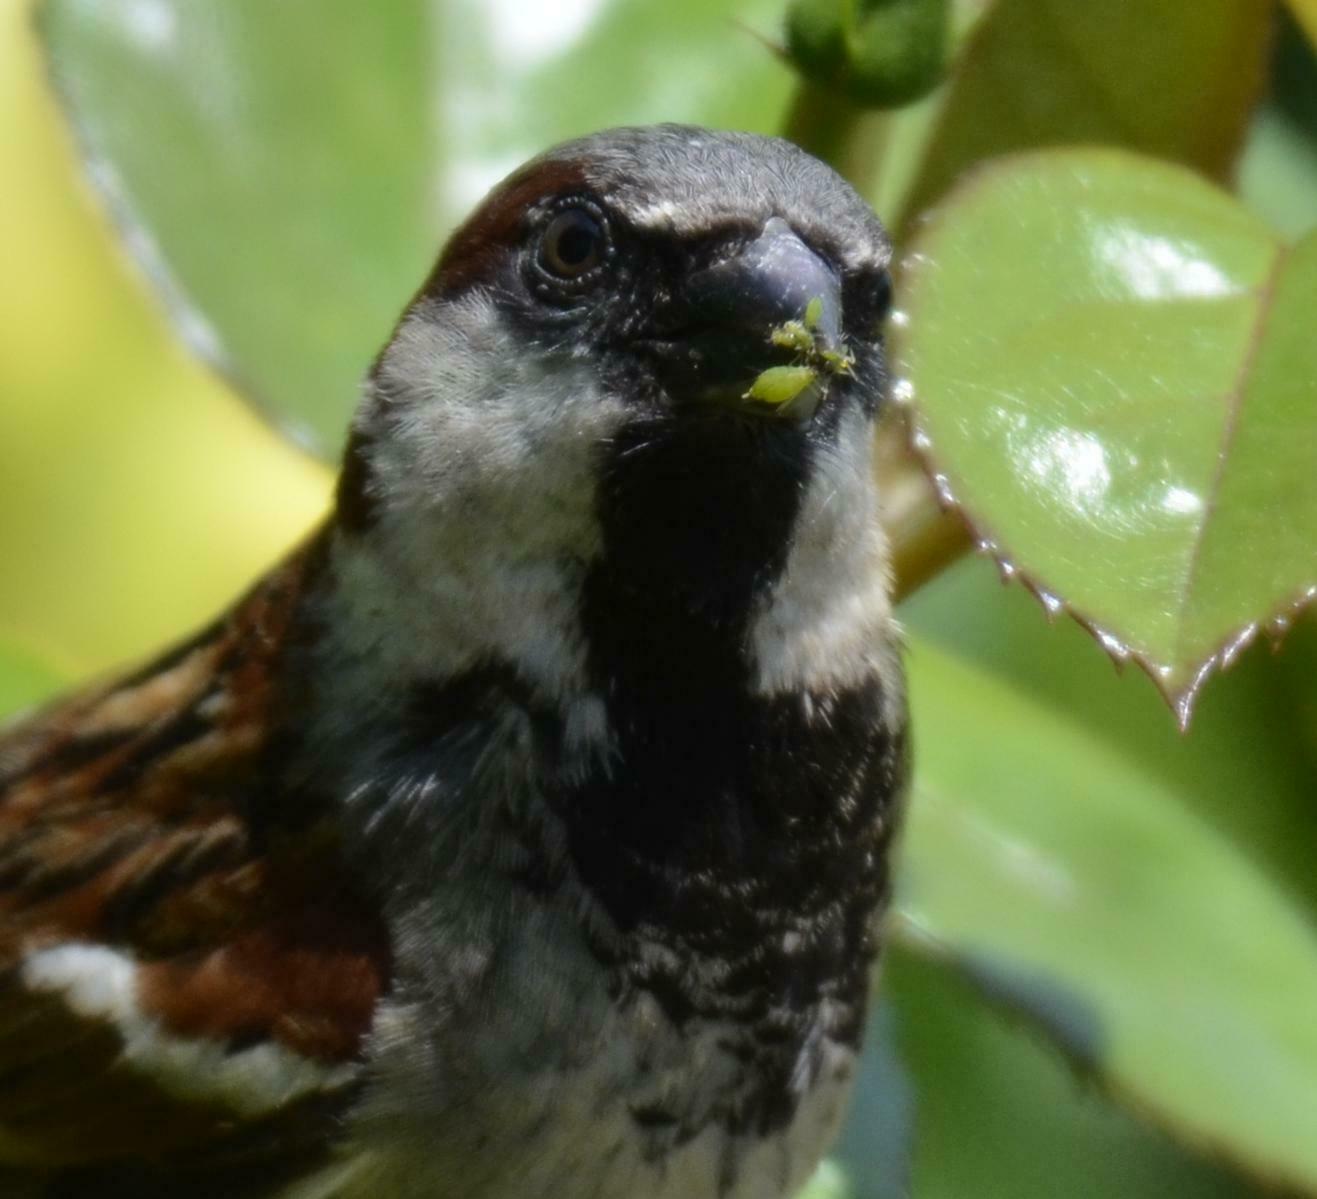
left=1273, top=5, right=1317, bottom=134
left=797, top=1159, right=857, bottom=1199
left=903, top=555, right=1317, bottom=918
left=0, top=3, right=330, bottom=678
left=1241, top=9, right=1317, bottom=241
left=891, top=0, right=1269, bottom=230
left=38, top=0, right=435, bottom=458
left=830, top=1002, right=915, bottom=1199
left=0, top=643, right=62, bottom=720
left=897, top=637, right=1317, bottom=1193
left=38, top=0, right=795, bottom=459
left=1240, top=104, right=1317, bottom=240
left=1274, top=614, right=1317, bottom=782
left=884, top=948, right=1258, bottom=1199
left=1289, top=0, right=1317, bottom=52
left=894, top=149, right=1317, bottom=725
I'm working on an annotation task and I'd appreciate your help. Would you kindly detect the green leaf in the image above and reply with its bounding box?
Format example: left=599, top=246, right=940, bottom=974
left=904, top=556, right=1317, bottom=918
left=796, top=1159, right=856, bottom=1199
left=1241, top=11, right=1317, bottom=241
left=891, top=0, right=1270, bottom=230
left=0, top=643, right=63, bottom=720
left=1289, top=0, right=1317, bottom=52
left=1240, top=103, right=1317, bottom=242
left=38, top=0, right=435, bottom=457
left=893, top=149, right=1317, bottom=725
left=830, top=1003, right=914, bottom=1199
left=38, top=0, right=795, bottom=458
left=896, top=637, right=1317, bottom=1192
left=883, top=948, right=1257, bottom=1199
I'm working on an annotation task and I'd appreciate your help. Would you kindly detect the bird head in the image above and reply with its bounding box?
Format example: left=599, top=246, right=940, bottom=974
left=328, top=124, right=895, bottom=707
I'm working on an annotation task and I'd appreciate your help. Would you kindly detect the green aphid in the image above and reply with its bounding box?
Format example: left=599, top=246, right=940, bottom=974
left=819, top=346, right=856, bottom=376
left=744, top=364, right=819, bottom=407
left=765, top=296, right=856, bottom=380
left=770, top=320, right=815, bottom=356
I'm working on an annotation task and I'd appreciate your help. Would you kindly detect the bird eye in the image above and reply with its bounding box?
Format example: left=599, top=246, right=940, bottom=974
left=539, top=209, right=605, bottom=279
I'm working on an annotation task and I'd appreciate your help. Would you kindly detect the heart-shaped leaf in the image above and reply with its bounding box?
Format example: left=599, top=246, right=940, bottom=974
left=38, top=0, right=795, bottom=458
left=893, top=149, right=1317, bottom=725
left=896, top=637, right=1317, bottom=1193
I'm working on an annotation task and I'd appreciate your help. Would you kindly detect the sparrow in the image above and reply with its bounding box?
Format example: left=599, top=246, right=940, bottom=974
left=0, top=124, right=907, bottom=1199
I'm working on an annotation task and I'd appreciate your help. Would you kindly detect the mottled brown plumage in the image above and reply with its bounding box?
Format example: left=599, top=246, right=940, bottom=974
left=0, top=540, right=389, bottom=1173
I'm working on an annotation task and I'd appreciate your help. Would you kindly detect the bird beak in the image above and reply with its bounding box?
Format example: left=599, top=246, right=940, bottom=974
left=646, top=218, right=846, bottom=423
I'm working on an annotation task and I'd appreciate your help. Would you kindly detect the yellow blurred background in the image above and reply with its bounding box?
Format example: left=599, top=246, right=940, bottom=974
left=0, top=0, right=331, bottom=682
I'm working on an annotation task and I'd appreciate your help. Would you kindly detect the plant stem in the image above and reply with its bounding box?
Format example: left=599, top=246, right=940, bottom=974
left=783, top=81, right=893, bottom=190
left=875, top=410, right=971, bottom=603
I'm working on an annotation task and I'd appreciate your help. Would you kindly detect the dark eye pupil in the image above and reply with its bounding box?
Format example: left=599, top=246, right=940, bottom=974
left=557, top=223, right=596, bottom=265
left=542, top=210, right=603, bottom=277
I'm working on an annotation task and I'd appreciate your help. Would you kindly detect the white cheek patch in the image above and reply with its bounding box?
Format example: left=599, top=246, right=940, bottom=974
left=325, top=295, right=625, bottom=768
left=749, top=409, right=898, bottom=702
left=19, top=944, right=358, bottom=1119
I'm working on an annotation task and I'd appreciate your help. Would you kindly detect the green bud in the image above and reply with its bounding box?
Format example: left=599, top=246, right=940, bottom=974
left=786, top=0, right=952, bottom=108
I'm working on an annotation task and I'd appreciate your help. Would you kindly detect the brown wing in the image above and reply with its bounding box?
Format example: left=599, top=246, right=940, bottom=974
left=0, top=535, right=389, bottom=1181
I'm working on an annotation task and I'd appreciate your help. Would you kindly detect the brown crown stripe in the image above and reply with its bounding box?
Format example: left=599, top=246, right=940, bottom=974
left=425, top=158, right=590, bottom=299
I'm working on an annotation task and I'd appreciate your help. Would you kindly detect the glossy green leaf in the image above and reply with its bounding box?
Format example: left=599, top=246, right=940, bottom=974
left=891, top=0, right=1270, bottom=231
left=0, top=643, right=63, bottom=721
left=38, top=0, right=795, bottom=458
left=894, top=149, right=1317, bottom=723
left=896, top=637, right=1317, bottom=1192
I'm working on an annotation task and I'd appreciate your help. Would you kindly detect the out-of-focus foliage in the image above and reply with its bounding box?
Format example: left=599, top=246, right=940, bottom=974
left=38, top=0, right=797, bottom=457
left=6, top=0, right=1317, bottom=1196
left=0, top=2, right=329, bottom=678
left=901, top=637, right=1317, bottom=1191
left=0, top=644, right=62, bottom=719
left=887, top=0, right=1270, bottom=230
left=785, top=0, right=953, bottom=107
left=1290, top=0, right=1317, bottom=50
left=880, top=949, right=1248, bottom=1199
